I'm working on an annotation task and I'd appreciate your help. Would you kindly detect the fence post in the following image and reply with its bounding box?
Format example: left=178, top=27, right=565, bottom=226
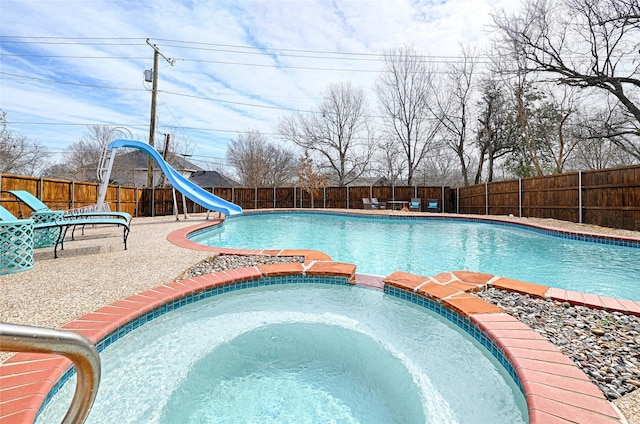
left=151, top=186, right=155, bottom=217
left=135, top=187, right=139, bottom=217
left=71, top=181, right=75, bottom=209
left=456, top=187, right=459, bottom=214
left=293, top=187, right=296, bottom=208
left=117, top=185, right=121, bottom=212
left=578, top=171, right=583, bottom=224
left=39, top=176, right=44, bottom=200
left=518, top=178, right=523, bottom=218
left=255, top=187, right=258, bottom=210
left=485, top=182, right=489, bottom=215
left=441, top=186, right=445, bottom=212
left=273, top=187, right=276, bottom=209
left=231, top=187, right=235, bottom=203
left=323, top=187, right=326, bottom=209
left=346, top=186, right=350, bottom=209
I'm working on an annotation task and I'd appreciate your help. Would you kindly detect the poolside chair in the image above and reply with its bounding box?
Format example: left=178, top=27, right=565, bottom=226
left=0, top=204, right=129, bottom=259
left=362, top=198, right=375, bottom=210
left=4, top=190, right=131, bottom=223
left=426, top=199, right=440, bottom=213
left=409, top=198, right=421, bottom=212
left=4, top=190, right=131, bottom=248
left=0, top=205, right=34, bottom=274
left=371, top=198, right=386, bottom=209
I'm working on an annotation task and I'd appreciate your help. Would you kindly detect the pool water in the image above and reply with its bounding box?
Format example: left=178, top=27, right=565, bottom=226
left=191, top=213, right=640, bottom=301
left=37, top=285, right=527, bottom=423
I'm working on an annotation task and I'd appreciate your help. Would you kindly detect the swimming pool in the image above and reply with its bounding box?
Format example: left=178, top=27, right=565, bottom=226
left=191, top=212, right=640, bottom=301
left=36, top=283, right=527, bottom=423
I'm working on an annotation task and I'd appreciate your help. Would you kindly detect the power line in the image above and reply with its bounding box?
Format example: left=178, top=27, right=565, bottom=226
left=4, top=35, right=634, bottom=67
left=0, top=35, right=478, bottom=60
left=0, top=35, right=498, bottom=66
left=0, top=72, right=316, bottom=112
left=1, top=54, right=149, bottom=60
left=5, top=121, right=281, bottom=135
left=0, top=71, right=148, bottom=92
left=158, top=89, right=315, bottom=113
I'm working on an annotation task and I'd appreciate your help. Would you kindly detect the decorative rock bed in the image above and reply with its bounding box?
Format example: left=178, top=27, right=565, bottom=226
left=477, top=287, right=640, bottom=401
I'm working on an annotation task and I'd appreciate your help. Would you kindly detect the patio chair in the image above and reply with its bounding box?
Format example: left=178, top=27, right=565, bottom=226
left=371, top=198, right=386, bottom=209
left=409, top=198, right=421, bottom=212
left=362, top=198, right=375, bottom=210
left=0, top=205, right=34, bottom=274
left=4, top=190, right=131, bottom=248
left=4, top=190, right=131, bottom=223
left=0, top=204, right=129, bottom=259
left=426, top=199, right=440, bottom=213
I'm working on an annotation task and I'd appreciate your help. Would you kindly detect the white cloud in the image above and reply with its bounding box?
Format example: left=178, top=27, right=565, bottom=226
left=0, top=0, right=517, bottom=169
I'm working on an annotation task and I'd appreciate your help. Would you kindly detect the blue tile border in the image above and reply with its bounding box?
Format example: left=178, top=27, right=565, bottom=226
left=384, top=285, right=524, bottom=395
left=37, top=274, right=351, bottom=418
left=218, top=210, right=640, bottom=249
left=38, top=274, right=524, bottom=419
left=187, top=224, right=221, bottom=239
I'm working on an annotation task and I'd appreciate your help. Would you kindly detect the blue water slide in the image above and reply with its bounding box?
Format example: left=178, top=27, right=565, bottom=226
left=108, top=139, right=242, bottom=216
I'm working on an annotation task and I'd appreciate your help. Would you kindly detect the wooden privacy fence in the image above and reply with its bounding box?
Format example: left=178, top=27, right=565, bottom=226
left=457, top=164, right=640, bottom=231
left=0, top=174, right=452, bottom=217
left=1, top=163, right=639, bottom=230
left=0, top=174, right=141, bottom=218
left=138, top=185, right=454, bottom=216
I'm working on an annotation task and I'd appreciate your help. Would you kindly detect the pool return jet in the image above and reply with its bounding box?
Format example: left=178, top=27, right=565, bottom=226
left=96, top=139, right=243, bottom=218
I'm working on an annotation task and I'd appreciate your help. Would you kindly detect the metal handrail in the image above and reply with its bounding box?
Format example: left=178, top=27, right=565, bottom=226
left=0, top=323, right=101, bottom=424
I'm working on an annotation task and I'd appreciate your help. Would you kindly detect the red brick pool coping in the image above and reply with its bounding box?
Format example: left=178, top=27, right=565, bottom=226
left=2, top=216, right=638, bottom=423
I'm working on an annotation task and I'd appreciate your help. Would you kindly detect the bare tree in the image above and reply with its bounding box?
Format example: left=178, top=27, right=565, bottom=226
left=531, top=86, right=584, bottom=173
left=374, top=136, right=405, bottom=186
left=489, top=23, right=556, bottom=178
left=570, top=103, right=637, bottom=169
left=417, top=146, right=463, bottom=186
left=435, top=45, right=478, bottom=186
left=64, top=124, right=112, bottom=181
left=475, top=78, right=518, bottom=183
left=278, top=82, right=375, bottom=186
left=493, top=0, right=640, bottom=158
left=375, top=46, right=443, bottom=185
left=45, top=125, right=138, bottom=183
left=0, top=111, right=47, bottom=175
left=297, top=150, right=328, bottom=208
left=226, top=130, right=297, bottom=187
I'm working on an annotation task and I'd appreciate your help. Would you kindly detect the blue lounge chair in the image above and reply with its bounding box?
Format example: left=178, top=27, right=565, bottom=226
left=4, top=190, right=131, bottom=223
left=0, top=204, right=129, bottom=259
left=3, top=190, right=131, bottom=248
left=409, top=198, right=421, bottom=212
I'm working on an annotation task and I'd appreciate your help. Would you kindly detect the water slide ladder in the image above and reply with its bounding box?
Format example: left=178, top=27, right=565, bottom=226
left=96, top=147, right=115, bottom=211
left=96, top=145, right=186, bottom=219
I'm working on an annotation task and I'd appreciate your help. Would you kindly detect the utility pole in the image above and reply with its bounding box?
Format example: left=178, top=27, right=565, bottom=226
left=145, top=39, right=175, bottom=188
left=161, top=133, right=170, bottom=186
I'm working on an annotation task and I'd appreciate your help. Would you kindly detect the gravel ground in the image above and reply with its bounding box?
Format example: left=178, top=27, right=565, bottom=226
left=1, top=212, right=639, bottom=422
left=1, top=215, right=214, bottom=333
left=477, top=288, right=640, bottom=423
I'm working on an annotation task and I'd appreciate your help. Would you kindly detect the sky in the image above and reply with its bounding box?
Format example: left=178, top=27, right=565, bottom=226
left=1, top=0, right=519, bottom=170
